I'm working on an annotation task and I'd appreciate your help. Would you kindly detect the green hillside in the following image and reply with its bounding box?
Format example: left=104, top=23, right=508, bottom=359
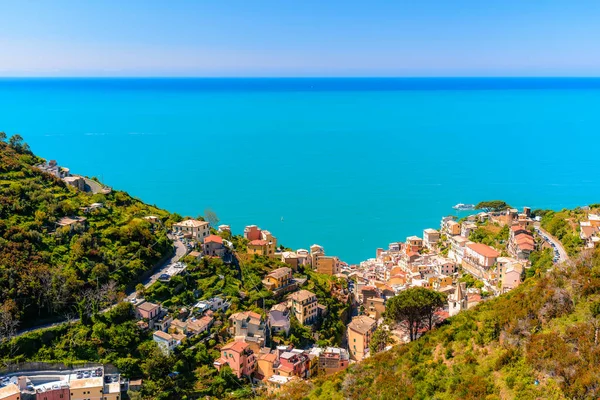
left=0, top=136, right=175, bottom=328
left=273, top=248, right=600, bottom=400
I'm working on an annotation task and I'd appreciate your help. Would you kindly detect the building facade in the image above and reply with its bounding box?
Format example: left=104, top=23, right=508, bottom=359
left=287, top=290, right=318, bottom=325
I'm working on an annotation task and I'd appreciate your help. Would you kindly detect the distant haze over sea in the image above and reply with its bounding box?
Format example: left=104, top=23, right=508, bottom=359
left=2, top=77, right=600, bottom=263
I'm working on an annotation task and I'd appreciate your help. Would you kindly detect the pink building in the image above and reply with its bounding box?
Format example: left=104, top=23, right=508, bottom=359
left=203, top=235, right=225, bottom=257
left=35, top=383, right=70, bottom=400
left=135, top=301, right=160, bottom=320
left=278, top=351, right=310, bottom=378
left=214, top=341, right=257, bottom=378
left=244, top=225, right=262, bottom=241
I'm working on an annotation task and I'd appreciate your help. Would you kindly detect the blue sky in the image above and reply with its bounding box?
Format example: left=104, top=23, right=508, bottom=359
left=1, top=0, right=599, bottom=76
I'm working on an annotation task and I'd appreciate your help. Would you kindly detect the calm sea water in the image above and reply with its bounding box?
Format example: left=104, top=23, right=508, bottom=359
left=1, top=78, right=600, bottom=263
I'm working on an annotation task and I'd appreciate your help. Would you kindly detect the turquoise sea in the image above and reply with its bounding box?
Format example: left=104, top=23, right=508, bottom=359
left=1, top=78, right=600, bottom=264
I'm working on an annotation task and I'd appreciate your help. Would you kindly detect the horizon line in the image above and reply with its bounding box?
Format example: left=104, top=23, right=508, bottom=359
left=1, top=76, right=600, bottom=79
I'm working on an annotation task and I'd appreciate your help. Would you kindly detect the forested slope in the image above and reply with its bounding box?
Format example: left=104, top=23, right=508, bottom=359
left=0, top=137, right=175, bottom=329
left=276, top=249, right=600, bottom=400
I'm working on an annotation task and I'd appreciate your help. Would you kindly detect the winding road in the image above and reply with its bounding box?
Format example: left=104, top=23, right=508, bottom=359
left=15, top=237, right=188, bottom=337
left=534, top=222, right=569, bottom=264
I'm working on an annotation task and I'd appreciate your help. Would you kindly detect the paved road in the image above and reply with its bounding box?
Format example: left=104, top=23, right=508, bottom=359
left=125, top=236, right=187, bottom=301
left=16, top=238, right=187, bottom=337
left=534, top=223, right=569, bottom=263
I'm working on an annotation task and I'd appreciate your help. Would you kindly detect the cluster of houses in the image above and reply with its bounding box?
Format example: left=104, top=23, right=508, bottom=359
left=214, top=339, right=350, bottom=393
left=444, top=207, right=535, bottom=292
left=580, top=213, right=600, bottom=248
left=35, top=160, right=111, bottom=194
left=134, top=297, right=226, bottom=355
left=135, top=213, right=542, bottom=393
left=336, top=207, right=543, bottom=345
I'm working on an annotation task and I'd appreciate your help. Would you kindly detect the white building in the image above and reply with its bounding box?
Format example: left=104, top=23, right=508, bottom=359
left=173, top=219, right=210, bottom=242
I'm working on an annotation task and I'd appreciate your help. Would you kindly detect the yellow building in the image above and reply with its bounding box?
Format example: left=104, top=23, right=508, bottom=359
left=260, top=230, right=278, bottom=255
left=257, top=353, right=278, bottom=380
left=287, top=290, right=318, bottom=325
left=437, top=275, right=453, bottom=288
left=347, top=315, right=377, bottom=361
left=262, top=267, right=293, bottom=291
left=446, top=220, right=461, bottom=236
left=69, top=377, right=104, bottom=400
left=247, top=239, right=269, bottom=256
left=315, top=256, right=340, bottom=276
left=365, top=297, right=386, bottom=320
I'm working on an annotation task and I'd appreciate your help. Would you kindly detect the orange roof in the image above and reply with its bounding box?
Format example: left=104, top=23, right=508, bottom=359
left=466, top=242, right=500, bottom=258
left=406, top=251, right=419, bottom=257
left=260, top=353, right=278, bottom=363
left=515, top=234, right=534, bottom=244
left=222, top=340, right=249, bottom=353
left=250, top=239, right=268, bottom=246
left=581, top=225, right=597, bottom=238
left=205, top=234, right=223, bottom=244
left=230, top=311, right=262, bottom=321
left=468, top=294, right=482, bottom=303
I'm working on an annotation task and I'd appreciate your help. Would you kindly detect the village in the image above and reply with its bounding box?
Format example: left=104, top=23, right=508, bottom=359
left=0, top=179, right=581, bottom=399
left=123, top=205, right=569, bottom=394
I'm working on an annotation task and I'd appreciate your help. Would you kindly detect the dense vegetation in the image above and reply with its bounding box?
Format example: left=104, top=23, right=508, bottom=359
left=475, top=200, right=511, bottom=211
left=538, top=208, right=585, bottom=256
left=468, top=223, right=509, bottom=251
left=0, top=136, right=349, bottom=398
left=274, top=247, right=600, bottom=400
left=0, top=136, right=176, bottom=330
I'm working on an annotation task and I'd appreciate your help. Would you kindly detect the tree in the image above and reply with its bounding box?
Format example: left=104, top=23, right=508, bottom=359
left=8, top=134, right=30, bottom=153
left=385, top=287, right=446, bottom=341
left=475, top=200, right=510, bottom=211
left=0, top=301, right=19, bottom=358
left=0, top=131, right=6, bottom=142
left=135, top=283, right=146, bottom=297
left=370, top=327, right=392, bottom=354
left=203, top=208, right=219, bottom=226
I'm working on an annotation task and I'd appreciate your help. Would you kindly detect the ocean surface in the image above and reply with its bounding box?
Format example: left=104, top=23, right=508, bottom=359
left=1, top=77, right=600, bottom=264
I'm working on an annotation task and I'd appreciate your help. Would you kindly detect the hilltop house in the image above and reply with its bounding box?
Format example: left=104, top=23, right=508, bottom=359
left=173, top=219, right=210, bottom=242
left=203, top=234, right=226, bottom=258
